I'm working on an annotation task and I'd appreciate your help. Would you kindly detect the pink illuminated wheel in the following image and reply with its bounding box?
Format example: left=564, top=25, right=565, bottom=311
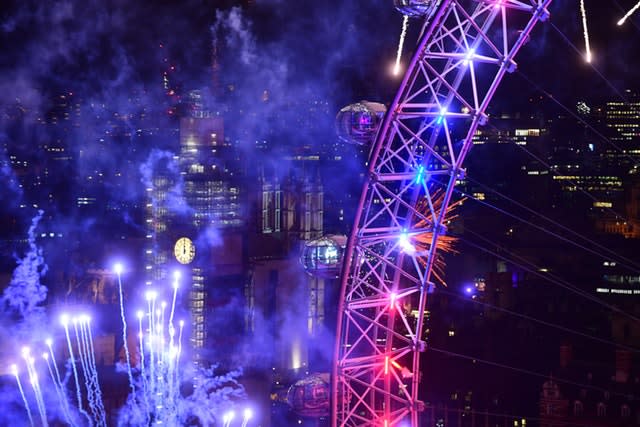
left=331, top=1, right=552, bottom=426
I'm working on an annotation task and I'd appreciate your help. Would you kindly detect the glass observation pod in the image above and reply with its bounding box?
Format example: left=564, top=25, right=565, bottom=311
left=300, top=235, right=348, bottom=278
left=286, top=373, right=331, bottom=418
left=393, top=0, right=442, bottom=17
left=335, top=101, right=387, bottom=146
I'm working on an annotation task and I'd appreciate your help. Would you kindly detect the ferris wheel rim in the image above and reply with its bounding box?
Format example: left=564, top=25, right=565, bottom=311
left=331, top=1, right=553, bottom=426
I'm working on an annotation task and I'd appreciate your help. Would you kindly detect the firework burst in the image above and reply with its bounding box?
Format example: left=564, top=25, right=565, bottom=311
left=410, top=191, right=463, bottom=286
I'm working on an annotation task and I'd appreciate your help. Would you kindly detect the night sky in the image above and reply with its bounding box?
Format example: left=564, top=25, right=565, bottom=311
left=1, top=0, right=639, bottom=182
left=0, top=0, right=399, bottom=236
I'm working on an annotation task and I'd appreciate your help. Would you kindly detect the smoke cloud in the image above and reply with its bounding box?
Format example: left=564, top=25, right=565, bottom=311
left=2, top=210, right=48, bottom=334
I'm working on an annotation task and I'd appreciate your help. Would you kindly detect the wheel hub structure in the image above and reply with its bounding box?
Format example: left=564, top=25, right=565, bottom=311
left=332, top=1, right=552, bottom=426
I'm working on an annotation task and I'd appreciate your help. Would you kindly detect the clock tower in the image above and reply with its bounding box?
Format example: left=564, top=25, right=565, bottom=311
left=144, top=97, right=243, bottom=358
left=174, top=237, right=195, bottom=265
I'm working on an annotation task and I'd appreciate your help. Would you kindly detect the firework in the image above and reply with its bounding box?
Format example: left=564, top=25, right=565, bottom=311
left=11, top=270, right=251, bottom=426
left=618, top=0, right=640, bottom=25
left=393, top=15, right=409, bottom=76
left=115, top=264, right=136, bottom=399
left=61, top=314, right=92, bottom=425
left=410, top=191, right=463, bottom=286
left=579, top=0, right=592, bottom=62
left=21, top=347, right=48, bottom=427
left=12, top=364, right=35, bottom=427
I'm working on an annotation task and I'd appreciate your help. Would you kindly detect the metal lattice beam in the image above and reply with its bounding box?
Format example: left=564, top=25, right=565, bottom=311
left=332, top=1, right=552, bottom=426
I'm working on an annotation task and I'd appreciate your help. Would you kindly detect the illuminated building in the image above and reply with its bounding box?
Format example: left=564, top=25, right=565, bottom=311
left=604, top=90, right=640, bottom=143
left=258, top=172, right=282, bottom=234
left=248, top=167, right=327, bottom=371
left=145, top=103, right=243, bottom=356
left=180, top=115, right=241, bottom=230
left=472, top=113, right=546, bottom=146
left=590, top=90, right=640, bottom=173
left=281, top=172, right=323, bottom=242
left=179, top=113, right=242, bottom=352
left=551, top=173, right=623, bottom=204
left=589, top=92, right=640, bottom=237
left=144, top=168, right=178, bottom=287
left=255, top=168, right=323, bottom=243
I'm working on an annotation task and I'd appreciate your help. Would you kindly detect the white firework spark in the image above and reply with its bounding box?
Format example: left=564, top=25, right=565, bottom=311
left=580, top=0, right=592, bottom=62
left=393, top=15, right=409, bottom=76
left=618, top=0, right=640, bottom=25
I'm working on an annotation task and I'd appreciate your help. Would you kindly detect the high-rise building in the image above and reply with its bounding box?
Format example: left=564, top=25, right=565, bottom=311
left=604, top=90, right=640, bottom=144
left=144, top=165, right=179, bottom=287
left=587, top=91, right=640, bottom=236
left=180, top=114, right=241, bottom=230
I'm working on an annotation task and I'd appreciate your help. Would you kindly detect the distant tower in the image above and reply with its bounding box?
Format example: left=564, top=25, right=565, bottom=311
left=281, top=170, right=323, bottom=241
left=304, top=171, right=324, bottom=241
left=258, top=169, right=282, bottom=234
left=251, top=166, right=327, bottom=370
left=145, top=93, right=243, bottom=357
left=179, top=111, right=242, bottom=352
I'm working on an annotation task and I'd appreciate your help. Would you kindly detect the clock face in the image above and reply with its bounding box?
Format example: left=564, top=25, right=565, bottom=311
left=174, top=237, right=195, bottom=264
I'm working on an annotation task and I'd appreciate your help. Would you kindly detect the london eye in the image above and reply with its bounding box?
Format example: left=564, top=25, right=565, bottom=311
left=331, top=1, right=553, bottom=425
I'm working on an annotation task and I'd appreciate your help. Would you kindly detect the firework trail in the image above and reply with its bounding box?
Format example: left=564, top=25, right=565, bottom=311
left=62, top=315, right=93, bottom=426
left=84, top=318, right=105, bottom=413
left=115, top=266, right=136, bottom=395
left=393, top=15, right=409, bottom=76
left=137, top=311, right=151, bottom=424
left=72, top=318, right=102, bottom=426
left=169, top=275, right=179, bottom=350
left=22, top=348, right=48, bottom=427
left=579, top=0, right=592, bottom=62
left=618, top=0, right=640, bottom=25
left=42, top=354, right=62, bottom=417
left=136, top=311, right=145, bottom=374
left=146, top=290, right=157, bottom=396
left=117, top=282, right=186, bottom=425
left=241, top=408, right=253, bottom=427
left=46, top=338, right=76, bottom=426
left=71, top=319, right=94, bottom=421
left=223, top=410, right=235, bottom=427
left=12, top=364, right=35, bottom=427
left=159, top=303, right=167, bottom=364
left=10, top=266, right=250, bottom=426
left=43, top=351, right=76, bottom=426
left=78, top=317, right=107, bottom=426
left=177, top=320, right=184, bottom=368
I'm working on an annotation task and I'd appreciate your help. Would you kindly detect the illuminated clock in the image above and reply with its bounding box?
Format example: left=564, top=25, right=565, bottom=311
left=174, top=237, right=195, bottom=264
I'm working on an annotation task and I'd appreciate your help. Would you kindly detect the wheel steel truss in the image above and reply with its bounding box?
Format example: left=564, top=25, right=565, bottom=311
left=332, top=1, right=552, bottom=426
